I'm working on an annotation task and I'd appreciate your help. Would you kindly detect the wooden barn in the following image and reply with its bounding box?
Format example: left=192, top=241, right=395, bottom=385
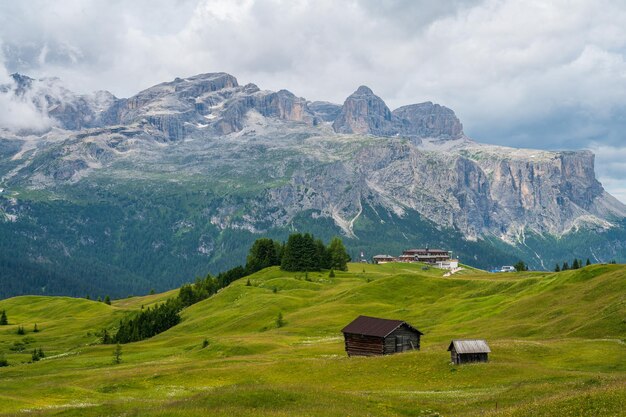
left=448, top=339, right=490, bottom=364
left=341, top=315, right=423, bottom=357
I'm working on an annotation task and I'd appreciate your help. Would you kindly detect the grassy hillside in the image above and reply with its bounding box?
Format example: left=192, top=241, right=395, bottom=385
left=0, top=263, right=624, bottom=416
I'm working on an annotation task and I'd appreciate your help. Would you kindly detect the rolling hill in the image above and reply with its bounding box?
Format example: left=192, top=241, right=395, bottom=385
left=0, top=263, right=624, bottom=416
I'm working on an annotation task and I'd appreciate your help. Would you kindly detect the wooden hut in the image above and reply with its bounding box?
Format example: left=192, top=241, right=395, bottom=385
left=341, top=315, right=423, bottom=357
left=447, top=339, right=490, bottom=364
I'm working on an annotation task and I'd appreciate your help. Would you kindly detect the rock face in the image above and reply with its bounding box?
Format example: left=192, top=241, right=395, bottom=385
left=2, top=70, right=625, bottom=250
left=331, top=86, right=464, bottom=139
left=308, top=101, right=342, bottom=122
left=393, top=102, right=463, bottom=139
left=332, top=86, right=395, bottom=135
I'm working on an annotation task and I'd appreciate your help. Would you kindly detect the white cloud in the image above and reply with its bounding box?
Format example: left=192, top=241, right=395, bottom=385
left=0, top=43, right=55, bottom=132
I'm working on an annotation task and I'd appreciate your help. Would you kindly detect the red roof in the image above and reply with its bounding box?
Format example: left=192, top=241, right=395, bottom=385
left=341, top=315, right=423, bottom=337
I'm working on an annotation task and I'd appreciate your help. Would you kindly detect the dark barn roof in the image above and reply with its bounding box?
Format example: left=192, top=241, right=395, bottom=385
left=342, top=315, right=423, bottom=338
left=447, top=339, right=491, bottom=354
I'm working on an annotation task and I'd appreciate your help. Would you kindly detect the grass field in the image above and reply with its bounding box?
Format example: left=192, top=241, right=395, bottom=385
left=0, top=263, right=624, bottom=416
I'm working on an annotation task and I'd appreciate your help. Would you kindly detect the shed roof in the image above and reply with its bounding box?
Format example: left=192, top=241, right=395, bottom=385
left=342, top=315, right=423, bottom=338
left=447, top=339, right=491, bottom=354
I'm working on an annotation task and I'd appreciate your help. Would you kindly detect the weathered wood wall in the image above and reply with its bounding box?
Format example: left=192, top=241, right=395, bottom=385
left=451, top=351, right=489, bottom=364
left=384, top=326, right=421, bottom=354
left=344, top=334, right=384, bottom=356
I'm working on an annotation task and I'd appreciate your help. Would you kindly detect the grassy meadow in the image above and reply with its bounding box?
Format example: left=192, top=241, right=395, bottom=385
left=0, top=262, right=624, bottom=416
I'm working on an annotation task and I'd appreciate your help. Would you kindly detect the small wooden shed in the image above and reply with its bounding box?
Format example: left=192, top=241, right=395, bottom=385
left=448, top=339, right=490, bottom=364
left=341, top=315, right=423, bottom=357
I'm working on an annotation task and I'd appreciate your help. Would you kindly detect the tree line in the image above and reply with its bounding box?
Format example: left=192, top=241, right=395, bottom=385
left=555, top=258, right=592, bottom=272
left=102, top=234, right=350, bottom=344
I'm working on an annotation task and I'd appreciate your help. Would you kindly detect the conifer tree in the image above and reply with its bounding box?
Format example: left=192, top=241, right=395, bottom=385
left=328, top=237, right=350, bottom=271
left=586, top=258, right=591, bottom=266
left=104, top=295, right=111, bottom=305
left=562, top=261, right=569, bottom=270
left=17, top=325, right=25, bottom=335
left=281, top=233, right=320, bottom=271
left=33, top=323, right=39, bottom=333
left=513, top=261, right=527, bottom=272
left=113, top=343, right=122, bottom=364
left=246, top=238, right=281, bottom=274
left=102, top=329, right=112, bottom=344
left=572, top=259, right=580, bottom=269
left=554, top=264, right=560, bottom=272
left=0, top=310, right=7, bottom=325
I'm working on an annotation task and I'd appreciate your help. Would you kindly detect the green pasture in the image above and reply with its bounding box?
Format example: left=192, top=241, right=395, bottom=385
left=0, top=263, right=624, bottom=416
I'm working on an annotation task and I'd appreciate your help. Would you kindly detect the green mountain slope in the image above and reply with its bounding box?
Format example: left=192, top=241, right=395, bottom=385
left=0, top=264, right=624, bottom=416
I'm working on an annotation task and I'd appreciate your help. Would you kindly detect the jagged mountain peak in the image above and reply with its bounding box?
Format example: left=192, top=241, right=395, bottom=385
left=354, top=85, right=375, bottom=95
left=332, top=85, right=394, bottom=135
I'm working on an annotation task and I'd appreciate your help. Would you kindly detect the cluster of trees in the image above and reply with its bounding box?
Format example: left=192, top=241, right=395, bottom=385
left=513, top=261, right=528, bottom=272
left=555, top=258, right=591, bottom=272
left=246, top=234, right=350, bottom=272
left=105, top=299, right=181, bottom=344
left=31, top=348, right=45, bottom=362
left=102, top=234, right=350, bottom=344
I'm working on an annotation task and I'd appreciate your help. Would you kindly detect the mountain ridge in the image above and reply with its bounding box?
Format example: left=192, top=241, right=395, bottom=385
left=0, top=71, right=625, bottom=297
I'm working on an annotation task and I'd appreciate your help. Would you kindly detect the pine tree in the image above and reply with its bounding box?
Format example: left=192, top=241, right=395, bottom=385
left=17, top=325, right=25, bottom=335
left=572, top=259, right=580, bottom=270
left=562, top=262, right=569, bottom=271
left=328, top=237, right=350, bottom=271
left=31, top=349, right=40, bottom=362
left=554, top=264, right=560, bottom=272
left=149, top=288, right=155, bottom=295
left=33, top=323, right=39, bottom=333
left=513, top=261, right=527, bottom=272
left=104, top=295, right=111, bottom=305
left=0, top=310, right=7, bottom=325
left=246, top=278, right=251, bottom=286
left=586, top=258, right=591, bottom=266
left=281, top=233, right=320, bottom=272
left=113, top=343, right=122, bottom=364
left=102, top=329, right=112, bottom=344
left=246, top=238, right=281, bottom=274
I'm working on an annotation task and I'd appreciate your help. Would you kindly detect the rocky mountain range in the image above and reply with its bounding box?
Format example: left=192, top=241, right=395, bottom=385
left=1, top=72, right=624, bottom=297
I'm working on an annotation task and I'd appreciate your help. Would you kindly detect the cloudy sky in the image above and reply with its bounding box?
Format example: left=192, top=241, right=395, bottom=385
left=0, top=0, right=625, bottom=201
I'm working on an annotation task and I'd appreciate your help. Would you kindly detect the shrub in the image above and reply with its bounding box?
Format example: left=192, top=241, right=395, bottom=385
left=275, top=312, right=285, bottom=328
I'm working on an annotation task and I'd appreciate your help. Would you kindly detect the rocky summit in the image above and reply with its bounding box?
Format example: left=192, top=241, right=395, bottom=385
left=0, top=72, right=625, bottom=297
